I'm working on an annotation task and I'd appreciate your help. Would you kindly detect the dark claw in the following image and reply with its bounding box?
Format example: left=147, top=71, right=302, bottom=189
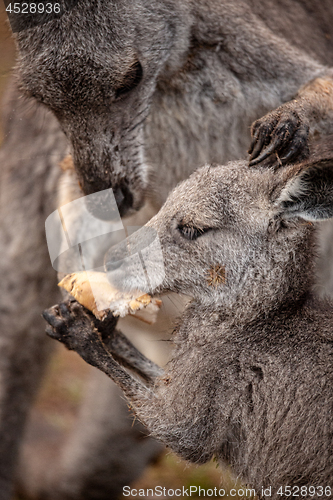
left=249, top=132, right=267, bottom=162
left=250, top=116, right=298, bottom=166
left=281, top=144, right=306, bottom=164
left=248, top=126, right=260, bottom=155
left=249, top=118, right=277, bottom=160
left=249, top=140, right=279, bottom=166
left=249, top=105, right=309, bottom=168
left=42, top=306, right=63, bottom=329
left=280, top=125, right=310, bottom=164
left=249, top=125, right=274, bottom=161
left=249, top=122, right=293, bottom=165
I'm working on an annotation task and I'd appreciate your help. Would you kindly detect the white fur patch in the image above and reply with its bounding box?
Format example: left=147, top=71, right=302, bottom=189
left=277, top=173, right=309, bottom=206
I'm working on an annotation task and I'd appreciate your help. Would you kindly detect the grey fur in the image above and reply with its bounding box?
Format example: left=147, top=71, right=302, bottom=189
left=3, top=0, right=333, bottom=497
left=45, top=139, right=333, bottom=499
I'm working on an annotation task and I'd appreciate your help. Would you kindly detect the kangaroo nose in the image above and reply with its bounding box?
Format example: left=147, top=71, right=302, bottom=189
left=82, top=180, right=134, bottom=220
left=114, top=183, right=133, bottom=217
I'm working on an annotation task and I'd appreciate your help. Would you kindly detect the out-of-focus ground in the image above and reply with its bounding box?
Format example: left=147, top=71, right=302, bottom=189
left=0, top=5, right=247, bottom=499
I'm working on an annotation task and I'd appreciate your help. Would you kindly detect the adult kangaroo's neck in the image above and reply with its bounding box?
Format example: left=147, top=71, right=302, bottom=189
left=145, top=0, right=325, bottom=206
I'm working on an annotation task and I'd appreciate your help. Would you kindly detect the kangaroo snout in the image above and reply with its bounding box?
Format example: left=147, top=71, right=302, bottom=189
left=104, top=226, right=165, bottom=294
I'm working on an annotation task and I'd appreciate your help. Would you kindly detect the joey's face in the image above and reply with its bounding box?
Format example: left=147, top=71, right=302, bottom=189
left=15, top=0, right=189, bottom=217
left=105, top=160, right=312, bottom=305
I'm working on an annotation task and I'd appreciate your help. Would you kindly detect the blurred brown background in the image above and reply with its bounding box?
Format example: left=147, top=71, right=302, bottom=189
left=0, top=3, right=15, bottom=131
left=0, top=4, right=15, bottom=89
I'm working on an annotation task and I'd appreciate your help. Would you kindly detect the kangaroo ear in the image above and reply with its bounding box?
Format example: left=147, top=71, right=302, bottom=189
left=276, top=159, right=333, bottom=221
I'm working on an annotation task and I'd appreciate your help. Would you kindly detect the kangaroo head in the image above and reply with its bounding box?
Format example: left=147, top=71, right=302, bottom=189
left=14, top=0, right=190, bottom=217
left=105, top=142, right=333, bottom=315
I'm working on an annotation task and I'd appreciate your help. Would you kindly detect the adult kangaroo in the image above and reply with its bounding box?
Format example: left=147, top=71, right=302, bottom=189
left=2, top=0, right=333, bottom=498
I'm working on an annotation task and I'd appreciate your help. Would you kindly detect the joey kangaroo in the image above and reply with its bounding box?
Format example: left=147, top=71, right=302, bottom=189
left=3, top=0, right=333, bottom=497
left=44, top=138, right=333, bottom=500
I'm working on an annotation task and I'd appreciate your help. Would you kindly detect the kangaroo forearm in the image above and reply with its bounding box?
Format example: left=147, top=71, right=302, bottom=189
left=104, top=329, right=164, bottom=384
left=43, top=302, right=155, bottom=406
left=90, top=312, right=164, bottom=383
left=85, top=345, right=149, bottom=400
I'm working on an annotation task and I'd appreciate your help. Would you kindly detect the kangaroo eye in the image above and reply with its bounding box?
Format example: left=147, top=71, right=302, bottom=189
left=115, top=61, right=143, bottom=99
left=178, top=225, right=210, bottom=241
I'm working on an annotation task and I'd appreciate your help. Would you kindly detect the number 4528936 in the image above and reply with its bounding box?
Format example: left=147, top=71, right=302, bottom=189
left=277, top=486, right=332, bottom=496
left=6, top=3, right=61, bottom=14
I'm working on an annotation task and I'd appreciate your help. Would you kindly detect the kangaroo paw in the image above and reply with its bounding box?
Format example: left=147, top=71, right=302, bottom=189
left=249, top=105, right=309, bottom=167
left=43, top=300, right=105, bottom=361
left=43, top=301, right=151, bottom=400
